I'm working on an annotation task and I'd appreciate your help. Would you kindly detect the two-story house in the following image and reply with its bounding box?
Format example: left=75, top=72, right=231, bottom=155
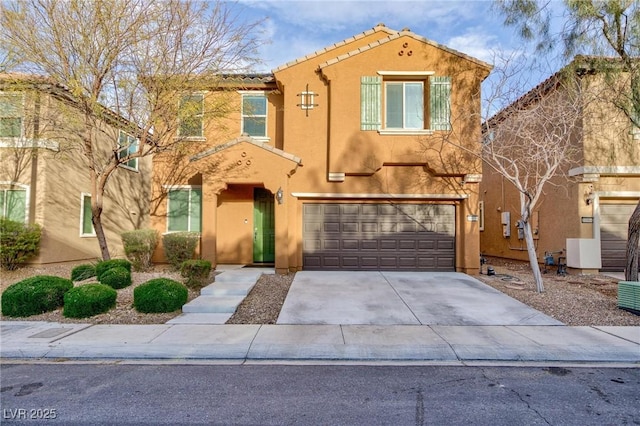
left=0, top=74, right=151, bottom=264
left=480, top=57, right=640, bottom=273
left=151, top=24, right=492, bottom=274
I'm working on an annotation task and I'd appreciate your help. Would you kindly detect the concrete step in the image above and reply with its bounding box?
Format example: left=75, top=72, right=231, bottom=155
left=182, top=296, right=245, bottom=313
left=213, top=268, right=271, bottom=284
left=167, top=313, right=233, bottom=324
left=200, top=282, right=255, bottom=296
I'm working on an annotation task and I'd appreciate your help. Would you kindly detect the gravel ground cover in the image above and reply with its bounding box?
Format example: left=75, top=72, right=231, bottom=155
left=1, top=258, right=638, bottom=326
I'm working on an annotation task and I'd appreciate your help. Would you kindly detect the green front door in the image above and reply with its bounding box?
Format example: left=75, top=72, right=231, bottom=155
left=253, top=188, right=275, bottom=263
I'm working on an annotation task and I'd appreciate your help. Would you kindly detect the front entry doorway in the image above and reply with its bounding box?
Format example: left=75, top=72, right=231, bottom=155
left=253, top=188, right=275, bottom=263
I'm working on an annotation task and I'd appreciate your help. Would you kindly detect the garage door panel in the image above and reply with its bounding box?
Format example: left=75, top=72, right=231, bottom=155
left=361, top=239, right=378, bottom=250
left=304, top=240, right=321, bottom=250
left=417, top=257, right=436, bottom=268
left=362, top=222, right=378, bottom=232
left=399, top=240, right=417, bottom=250
left=324, top=222, right=340, bottom=232
left=324, top=239, right=340, bottom=250
left=361, top=257, right=378, bottom=267
left=342, top=239, right=359, bottom=250
left=418, top=240, right=435, bottom=250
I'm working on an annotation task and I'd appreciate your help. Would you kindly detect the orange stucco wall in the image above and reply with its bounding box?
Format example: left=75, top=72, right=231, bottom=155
left=151, top=25, right=491, bottom=274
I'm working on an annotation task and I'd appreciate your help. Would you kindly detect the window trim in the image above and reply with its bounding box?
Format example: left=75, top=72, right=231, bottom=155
left=80, top=193, right=96, bottom=237
left=117, top=130, right=139, bottom=171
left=177, top=93, right=205, bottom=139
left=165, top=185, right=202, bottom=233
left=240, top=91, right=269, bottom=141
left=0, top=92, right=24, bottom=139
left=0, top=182, right=29, bottom=223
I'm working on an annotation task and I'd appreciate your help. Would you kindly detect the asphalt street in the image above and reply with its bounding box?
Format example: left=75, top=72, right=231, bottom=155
left=1, top=363, right=639, bottom=425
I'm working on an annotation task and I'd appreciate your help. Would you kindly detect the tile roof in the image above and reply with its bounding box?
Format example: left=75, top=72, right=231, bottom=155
left=273, top=23, right=492, bottom=73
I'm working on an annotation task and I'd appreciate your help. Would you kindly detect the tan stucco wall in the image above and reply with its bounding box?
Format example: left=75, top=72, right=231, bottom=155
left=0, top=89, right=151, bottom=265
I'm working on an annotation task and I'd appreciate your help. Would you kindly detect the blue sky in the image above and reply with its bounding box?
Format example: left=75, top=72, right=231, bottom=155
left=234, top=0, right=568, bottom=112
left=238, top=0, right=516, bottom=70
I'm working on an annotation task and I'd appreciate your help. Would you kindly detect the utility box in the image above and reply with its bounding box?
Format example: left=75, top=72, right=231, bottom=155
left=566, top=238, right=602, bottom=270
left=501, top=212, right=510, bottom=238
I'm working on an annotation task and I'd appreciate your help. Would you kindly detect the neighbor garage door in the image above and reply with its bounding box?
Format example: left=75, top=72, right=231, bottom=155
left=302, top=203, right=455, bottom=271
left=600, top=203, right=637, bottom=272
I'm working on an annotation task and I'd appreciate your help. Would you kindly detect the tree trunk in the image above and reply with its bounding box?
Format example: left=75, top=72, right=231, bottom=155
left=625, top=201, right=640, bottom=281
left=92, top=202, right=111, bottom=261
left=524, top=220, right=545, bottom=293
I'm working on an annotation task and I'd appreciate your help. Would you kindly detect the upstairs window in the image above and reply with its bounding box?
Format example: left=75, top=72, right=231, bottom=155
left=0, top=188, right=27, bottom=223
left=178, top=94, right=204, bottom=138
left=241, top=94, right=267, bottom=138
left=167, top=187, right=201, bottom=232
left=118, top=131, right=139, bottom=170
left=0, top=93, right=23, bottom=138
left=361, top=75, right=451, bottom=132
left=385, top=82, right=424, bottom=129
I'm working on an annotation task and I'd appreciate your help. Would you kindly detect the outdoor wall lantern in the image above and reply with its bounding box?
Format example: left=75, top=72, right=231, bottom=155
left=297, top=83, right=319, bottom=117
left=584, top=185, right=595, bottom=205
left=276, top=187, right=284, bottom=204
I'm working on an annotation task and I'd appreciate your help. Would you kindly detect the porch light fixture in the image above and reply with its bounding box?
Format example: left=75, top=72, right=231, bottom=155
left=584, top=185, right=595, bottom=205
left=276, top=187, right=284, bottom=204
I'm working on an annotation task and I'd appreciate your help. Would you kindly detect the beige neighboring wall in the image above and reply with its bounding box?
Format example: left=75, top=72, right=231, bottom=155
left=0, top=78, right=151, bottom=265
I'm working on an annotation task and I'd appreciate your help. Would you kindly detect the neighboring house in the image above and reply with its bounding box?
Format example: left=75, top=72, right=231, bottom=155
left=480, top=57, right=640, bottom=273
left=151, top=24, right=492, bottom=273
left=0, top=74, right=151, bottom=264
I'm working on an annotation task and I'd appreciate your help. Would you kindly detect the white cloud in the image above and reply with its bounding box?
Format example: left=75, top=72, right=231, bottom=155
left=447, top=32, right=498, bottom=64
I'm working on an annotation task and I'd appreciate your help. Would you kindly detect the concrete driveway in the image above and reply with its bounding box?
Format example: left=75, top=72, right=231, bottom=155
left=277, top=271, right=563, bottom=326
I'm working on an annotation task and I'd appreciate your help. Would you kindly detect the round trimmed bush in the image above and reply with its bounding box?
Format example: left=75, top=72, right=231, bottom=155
left=1, top=275, right=73, bottom=317
left=134, top=278, right=188, bottom=313
left=180, top=259, right=212, bottom=288
left=63, top=284, right=117, bottom=318
left=71, top=264, right=97, bottom=281
left=95, top=259, right=131, bottom=281
left=99, top=266, right=132, bottom=289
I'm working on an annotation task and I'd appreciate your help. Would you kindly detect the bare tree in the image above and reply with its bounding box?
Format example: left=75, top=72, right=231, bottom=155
left=0, top=0, right=262, bottom=260
left=495, top=0, right=640, bottom=280
left=482, top=56, right=584, bottom=292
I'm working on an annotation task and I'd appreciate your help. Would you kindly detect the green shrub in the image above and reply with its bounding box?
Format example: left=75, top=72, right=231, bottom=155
left=121, top=229, right=158, bottom=272
left=95, top=259, right=131, bottom=281
left=63, top=284, right=117, bottom=318
left=134, top=278, right=188, bottom=313
left=71, top=264, right=97, bottom=281
left=1, top=275, right=73, bottom=317
left=0, top=218, right=42, bottom=270
left=163, top=232, right=200, bottom=269
left=99, top=266, right=132, bottom=289
left=180, top=259, right=212, bottom=288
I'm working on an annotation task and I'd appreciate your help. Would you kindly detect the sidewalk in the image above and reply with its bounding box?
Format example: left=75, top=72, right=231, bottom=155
left=2, top=320, right=639, bottom=364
